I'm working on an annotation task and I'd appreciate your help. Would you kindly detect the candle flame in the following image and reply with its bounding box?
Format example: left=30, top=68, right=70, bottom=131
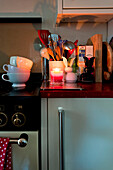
left=53, top=68, right=61, bottom=72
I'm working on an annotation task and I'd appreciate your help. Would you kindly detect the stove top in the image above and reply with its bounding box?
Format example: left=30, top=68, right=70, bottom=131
left=0, top=73, right=42, bottom=131
left=0, top=73, right=42, bottom=96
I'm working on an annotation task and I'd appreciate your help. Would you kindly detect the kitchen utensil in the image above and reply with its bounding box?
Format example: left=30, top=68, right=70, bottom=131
left=50, top=34, right=61, bottom=41
left=63, top=41, right=76, bottom=68
left=3, top=64, right=30, bottom=73
left=35, top=37, right=44, bottom=51
left=47, top=47, right=61, bottom=61
left=48, top=35, right=57, bottom=61
left=63, top=41, right=75, bottom=51
left=47, top=48, right=56, bottom=61
left=54, top=46, right=62, bottom=60
left=87, top=34, right=102, bottom=82
left=50, top=34, right=59, bottom=42
left=41, top=57, right=49, bottom=80
left=40, top=48, right=50, bottom=60
left=69, top=57, right=75, bottom=67
left=50, top=34, right=60, bottom=59
left=2, top=72, right=30, bottom=87
left=62, top=56, right=68, bottom=67
left=10, top=56, right=33, bottom=70
left=40, top=47, right=50, bottom=80
left=38, top=30, right=51, bottom=47
left=67, top=40, right=78, bottom=59
left=102, top=41, right=112, bottom=81
left=58, top=40, right=67, bottom=57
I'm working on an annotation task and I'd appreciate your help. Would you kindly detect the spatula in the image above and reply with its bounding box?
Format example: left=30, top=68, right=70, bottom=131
left=38, top=30, right=51, bottom=47
left=48, top=35, right=57, bottom=61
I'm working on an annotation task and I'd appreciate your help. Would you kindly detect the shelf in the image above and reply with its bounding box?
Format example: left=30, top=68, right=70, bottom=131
left=56, top=13, right=113, bottom=26
left=0, top=17, right=42, bottom=23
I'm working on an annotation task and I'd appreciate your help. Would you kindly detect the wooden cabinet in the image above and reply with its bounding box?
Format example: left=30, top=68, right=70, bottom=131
left=42, top=98, right=113, bottom=170
left=56, top=0, right=113, bottom=25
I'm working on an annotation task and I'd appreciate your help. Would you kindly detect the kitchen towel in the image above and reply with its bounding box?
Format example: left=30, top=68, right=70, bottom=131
left=0, top=138, right=12, bottom=170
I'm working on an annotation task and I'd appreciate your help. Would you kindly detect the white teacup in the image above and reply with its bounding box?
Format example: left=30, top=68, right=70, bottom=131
left=10, top=56, right=33, bottom=70
left=2, top=72, right=30, bottom=87
left=3, top=64, right=30, bottom=73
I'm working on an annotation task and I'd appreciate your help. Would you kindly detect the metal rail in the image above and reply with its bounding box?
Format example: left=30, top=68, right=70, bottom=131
left=58, top=107, right=64, bottom=170
left=9, top=133, right=28, bottom=147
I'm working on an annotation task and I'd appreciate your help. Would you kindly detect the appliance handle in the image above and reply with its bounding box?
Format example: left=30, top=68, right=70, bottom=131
left=58, top=107, right=64, bottom=170
left=9, top=133, right=28, bottom=147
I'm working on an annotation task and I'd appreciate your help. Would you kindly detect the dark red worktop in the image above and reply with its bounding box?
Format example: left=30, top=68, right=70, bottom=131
left=40, top=81, right=113, bottom=98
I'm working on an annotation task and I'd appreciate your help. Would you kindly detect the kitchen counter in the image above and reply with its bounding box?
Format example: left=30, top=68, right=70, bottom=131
left=40, top=81, right=113, bottom=98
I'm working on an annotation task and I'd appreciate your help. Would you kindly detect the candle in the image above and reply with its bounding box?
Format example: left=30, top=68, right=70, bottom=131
left=50, top=68, right=64, bottom=82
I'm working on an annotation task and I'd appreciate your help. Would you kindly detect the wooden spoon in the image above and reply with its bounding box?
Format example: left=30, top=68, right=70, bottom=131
left=40, top=48, right=50, bottom=60
left=47, top=48, right=55, bottom=61
left=47, top=47, right=62, bottom=61
left=55, top=46, right=62, bottom=61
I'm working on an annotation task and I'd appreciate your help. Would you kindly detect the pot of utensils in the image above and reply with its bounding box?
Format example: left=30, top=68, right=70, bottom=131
left=2, top=56, right=33, bottom=88
left=38, top=29, right=78, bottom=84
left=38, top=30, right=63, bottom=81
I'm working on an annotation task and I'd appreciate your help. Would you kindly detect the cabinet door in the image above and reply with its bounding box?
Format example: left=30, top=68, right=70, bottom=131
left=48, top=98, right=113, bottom=170
left=63, top=0, right=113, bottom=8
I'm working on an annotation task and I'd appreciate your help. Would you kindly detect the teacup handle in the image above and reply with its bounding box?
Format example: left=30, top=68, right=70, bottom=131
left=3, top=64, right=8, bottom=72
left=2, top=74, right=10, bottom=82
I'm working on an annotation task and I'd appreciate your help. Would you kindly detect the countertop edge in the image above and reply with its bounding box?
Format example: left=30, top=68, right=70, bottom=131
left=40, top=82, right=113, bottom=98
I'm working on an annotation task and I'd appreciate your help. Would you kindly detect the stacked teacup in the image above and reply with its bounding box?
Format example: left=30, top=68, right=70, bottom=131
left=2, top=56, right=33, bottom=87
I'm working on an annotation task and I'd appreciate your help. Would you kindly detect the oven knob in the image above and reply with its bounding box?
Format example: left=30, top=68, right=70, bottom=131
left=0, top=119, right=2, bottom=125
left=12, top=112, right=26, bottom=127
left=0, top=112, right=8, bottom=127
left=14, top=115, right=21, bottom=126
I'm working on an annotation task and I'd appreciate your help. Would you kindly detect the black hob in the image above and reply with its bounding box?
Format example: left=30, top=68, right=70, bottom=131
left=0, top=73, right=42, bottom=130
left=0, top=73, right=42, bottom=96
left=0, top=73, right=42, bottom=170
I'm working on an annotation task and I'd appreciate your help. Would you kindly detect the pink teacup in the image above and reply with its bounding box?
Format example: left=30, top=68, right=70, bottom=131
left=10, top=56, right=33, bottom=70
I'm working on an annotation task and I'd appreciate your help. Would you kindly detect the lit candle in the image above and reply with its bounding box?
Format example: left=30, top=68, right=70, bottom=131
left=50, top=68, right=64, bottom=82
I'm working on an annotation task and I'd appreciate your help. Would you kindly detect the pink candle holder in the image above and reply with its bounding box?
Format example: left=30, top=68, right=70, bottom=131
left=50, top=68, right=64, bottom=84
left=49, top=61, right=65, bottom=84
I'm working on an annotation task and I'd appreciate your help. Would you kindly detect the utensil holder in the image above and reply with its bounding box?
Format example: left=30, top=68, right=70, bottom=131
left=41, top=58, right=49, bottom=80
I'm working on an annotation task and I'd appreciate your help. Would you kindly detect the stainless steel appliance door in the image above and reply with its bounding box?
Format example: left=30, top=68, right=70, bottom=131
left=48, top=98, right=113, bottom=170
left=0, top=131, right=39, bottom=170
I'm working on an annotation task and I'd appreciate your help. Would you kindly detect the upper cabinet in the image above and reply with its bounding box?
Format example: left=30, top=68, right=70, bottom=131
left=56, top=0, right=113, bottom=25
left=63, top=0, right=113, bottom=9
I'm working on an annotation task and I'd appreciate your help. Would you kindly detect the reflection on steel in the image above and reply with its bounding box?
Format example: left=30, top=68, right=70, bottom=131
left=58, top=107, right=64, bottom=170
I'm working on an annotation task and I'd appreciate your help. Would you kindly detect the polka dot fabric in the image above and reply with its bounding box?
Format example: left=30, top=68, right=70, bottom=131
left=0, top=138, right=12, bottom=170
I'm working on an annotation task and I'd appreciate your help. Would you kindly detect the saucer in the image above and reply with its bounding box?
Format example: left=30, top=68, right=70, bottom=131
left=12, top=83, right=26, bottom=88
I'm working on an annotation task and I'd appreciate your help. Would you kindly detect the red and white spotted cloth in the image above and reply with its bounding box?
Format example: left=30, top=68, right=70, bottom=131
left=0, top=138, right=12, bottom=170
